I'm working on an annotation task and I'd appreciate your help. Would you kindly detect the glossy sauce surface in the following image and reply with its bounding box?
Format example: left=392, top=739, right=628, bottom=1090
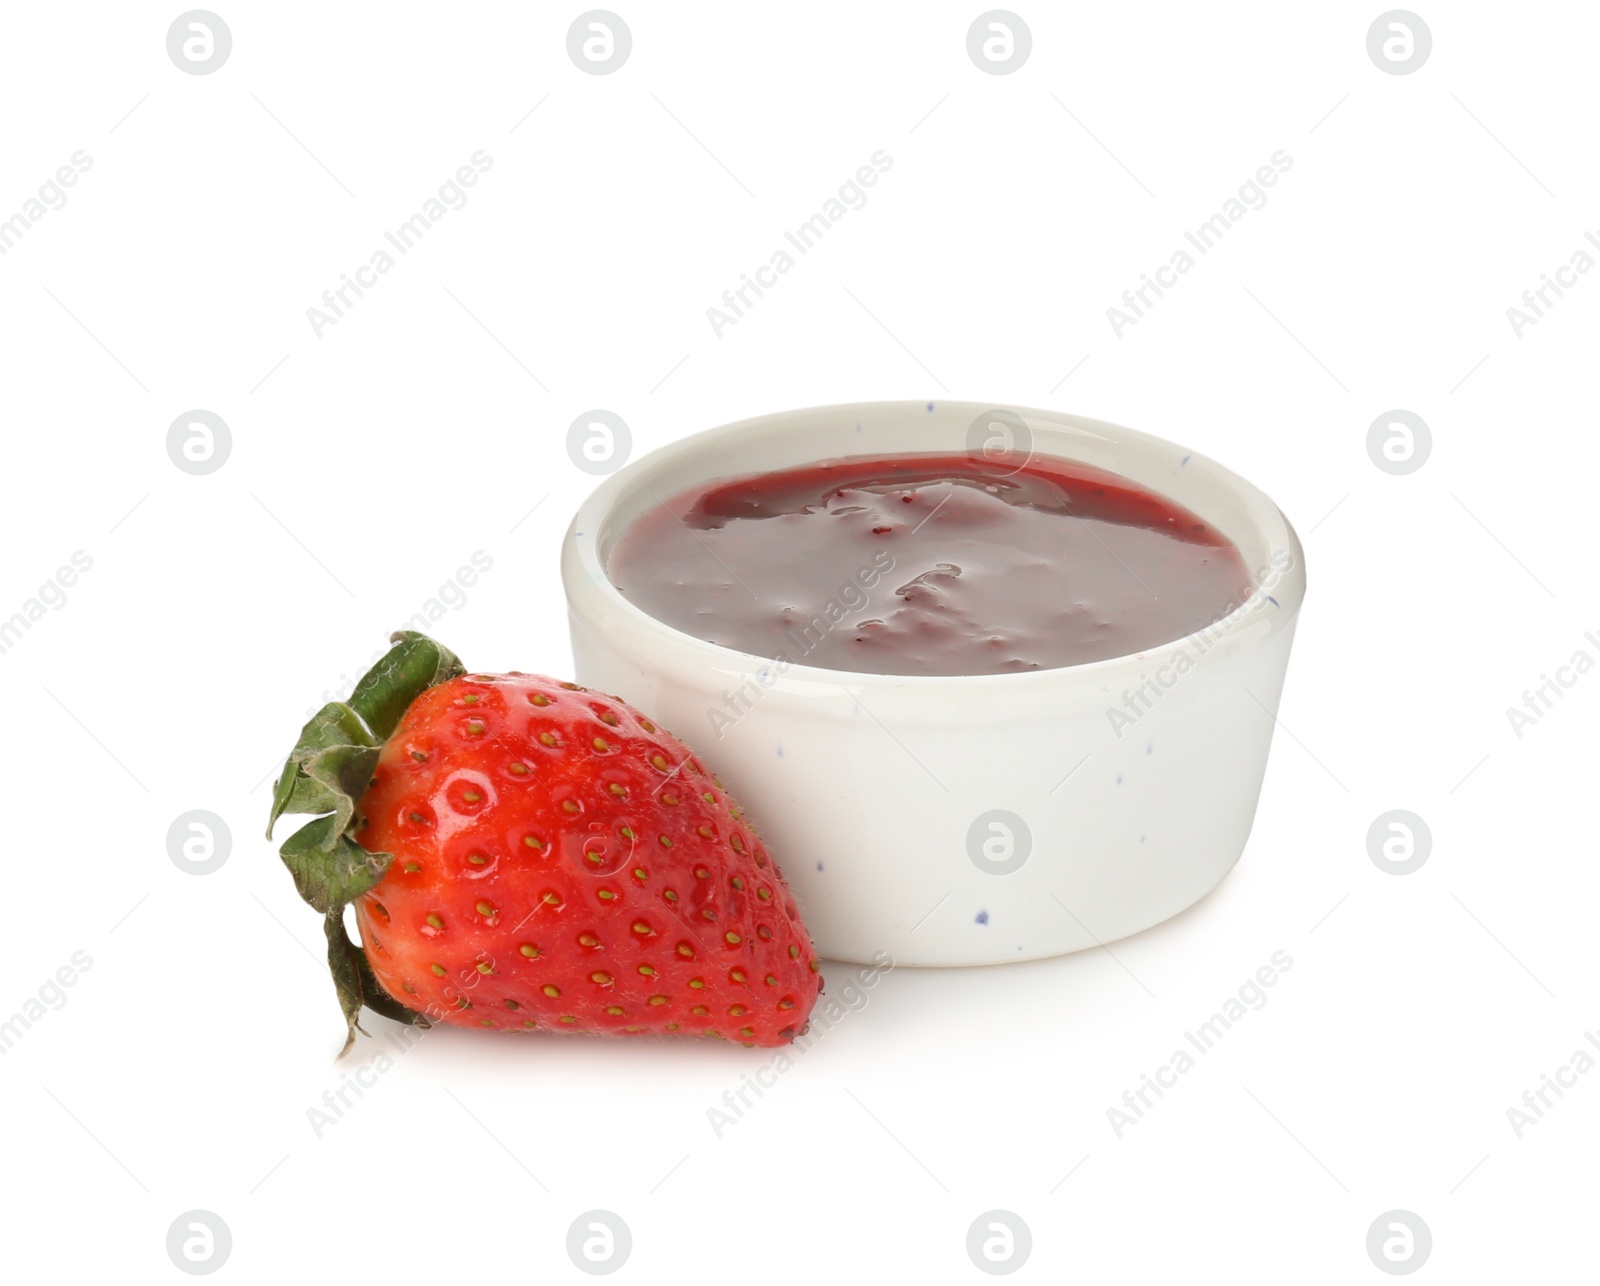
left=608, top=453, right=1251, bottom=677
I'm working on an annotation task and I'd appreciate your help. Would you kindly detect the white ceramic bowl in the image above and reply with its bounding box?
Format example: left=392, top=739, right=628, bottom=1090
left=562, top=402, right=1305, bottom=966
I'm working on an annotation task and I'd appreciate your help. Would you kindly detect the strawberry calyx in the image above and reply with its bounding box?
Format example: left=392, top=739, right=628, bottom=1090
left=266, top=631, right=465, bottom=1054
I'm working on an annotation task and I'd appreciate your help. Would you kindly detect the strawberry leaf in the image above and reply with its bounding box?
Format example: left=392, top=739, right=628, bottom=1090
left=323, top=911, right=429, bottom=1058
left=323, top=910, right=369, bottom=1058
left=348, top=631, right=465, bottom=742
left=299, top=743, right=381, bottom=847
left=279, top=815, right=393, bottom=914
left=265, top=633, right=463, bottom=842
left=266, top=632, right=469, bottom=1053
left=265, top=702, right=376, bottom=840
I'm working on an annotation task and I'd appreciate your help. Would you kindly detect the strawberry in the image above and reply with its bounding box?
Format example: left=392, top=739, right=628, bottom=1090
left=267, top=632, right=822, bottom=1054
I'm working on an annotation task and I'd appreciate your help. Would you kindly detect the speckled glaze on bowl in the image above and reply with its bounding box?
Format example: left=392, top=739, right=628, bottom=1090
left=562, top=402, right=1305, bottom=966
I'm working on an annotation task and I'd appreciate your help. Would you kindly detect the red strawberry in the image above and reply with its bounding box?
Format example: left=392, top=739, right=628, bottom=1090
left=267, top=632, right=822, bottom=1053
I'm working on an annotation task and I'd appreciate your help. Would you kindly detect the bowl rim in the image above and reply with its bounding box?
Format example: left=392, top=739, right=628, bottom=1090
left=562, top=400, right=1306, bottom=692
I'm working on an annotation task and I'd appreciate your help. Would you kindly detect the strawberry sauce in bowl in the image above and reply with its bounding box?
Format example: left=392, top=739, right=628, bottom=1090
left=563, top=403, right=1305, bottom=967
left=608, top=453, right=1252, bottom=678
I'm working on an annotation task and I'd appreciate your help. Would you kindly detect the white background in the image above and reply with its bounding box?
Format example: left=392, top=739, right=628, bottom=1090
left=1, top=1, right=1594, bottom=1280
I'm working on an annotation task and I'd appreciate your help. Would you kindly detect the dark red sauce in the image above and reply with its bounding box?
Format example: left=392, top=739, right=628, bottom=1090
left=608, top=453, right=1250, bottom=677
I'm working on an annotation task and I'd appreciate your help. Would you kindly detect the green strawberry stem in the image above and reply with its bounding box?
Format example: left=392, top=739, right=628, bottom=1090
left=266, top=631, right=466, bottom=1055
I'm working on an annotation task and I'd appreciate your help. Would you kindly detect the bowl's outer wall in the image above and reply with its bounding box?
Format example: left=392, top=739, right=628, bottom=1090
left=569, top=611, right=1298, bottom=966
